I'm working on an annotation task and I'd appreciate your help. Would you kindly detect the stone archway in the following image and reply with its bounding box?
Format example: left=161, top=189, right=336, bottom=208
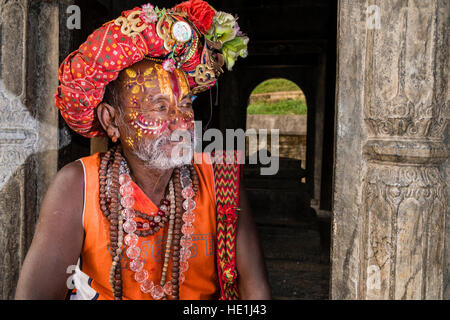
left=220, top=59, right=332, bottom=216
left=243, top=78, right=331, bottom=299
left=246, top=78, right=308, bottom=168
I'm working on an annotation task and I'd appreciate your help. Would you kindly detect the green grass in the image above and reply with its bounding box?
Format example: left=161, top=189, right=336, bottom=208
left=247, top=99, right=307, bottom=115
left=248, top=79, right=307, bottom=115
left=251, top=78, right=300, bottom=94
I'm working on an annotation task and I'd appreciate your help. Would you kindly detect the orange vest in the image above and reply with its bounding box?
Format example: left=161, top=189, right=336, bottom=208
left=76, top=152, right=220, bottom=300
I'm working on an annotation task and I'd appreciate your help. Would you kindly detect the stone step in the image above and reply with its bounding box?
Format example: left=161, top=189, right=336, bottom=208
left=256, top=225, right=322, bottom=262
left=265, top=259, right=330, bottom=300
left=243, top=158, right=305, bottom=180
left=244, top=171, right=305, bottom=181
left=243, top=178, right=304, bottom=189
left=249, top=91, right=305, bottom=104
left=246, top=186, right=312, bottom=222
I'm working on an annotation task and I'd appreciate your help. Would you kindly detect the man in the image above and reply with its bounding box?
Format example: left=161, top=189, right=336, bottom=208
left=15, top=1, right=270, bottom=300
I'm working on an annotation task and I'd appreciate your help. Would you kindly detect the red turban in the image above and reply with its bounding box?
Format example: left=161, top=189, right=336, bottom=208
left=55, top=2, right=222, bottom=138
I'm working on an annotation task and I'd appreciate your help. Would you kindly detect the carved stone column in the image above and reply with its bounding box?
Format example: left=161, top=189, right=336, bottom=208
left=332, top=0, right=449, bottom=299
left=0, top=0, right=60, bottom=299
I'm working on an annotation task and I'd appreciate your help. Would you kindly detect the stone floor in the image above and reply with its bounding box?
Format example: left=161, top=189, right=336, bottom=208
left=256, top=218, right=331, bottom=300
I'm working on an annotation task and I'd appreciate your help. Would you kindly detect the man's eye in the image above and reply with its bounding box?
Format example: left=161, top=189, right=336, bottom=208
left=153, top=103, right=167, bottom=111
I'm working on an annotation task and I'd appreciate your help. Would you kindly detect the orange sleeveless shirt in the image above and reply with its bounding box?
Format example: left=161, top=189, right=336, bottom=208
left=77, top=152, right=219, bottom=300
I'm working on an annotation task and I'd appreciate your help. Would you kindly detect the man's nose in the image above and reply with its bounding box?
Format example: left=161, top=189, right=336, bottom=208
left=168, top=115, right=190, bottom=131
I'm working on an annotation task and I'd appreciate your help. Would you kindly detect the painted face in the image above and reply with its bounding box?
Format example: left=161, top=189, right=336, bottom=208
left=116, top=60, right=194, bottom=150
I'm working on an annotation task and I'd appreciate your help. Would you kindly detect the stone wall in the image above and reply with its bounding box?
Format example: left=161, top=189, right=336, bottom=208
left=249, top=90, right=306, bottom=104
left=0, top=0, right=60, bottom=299
left=247, top=114, right=307, bottom=135
left=246, top=115, right=307, bottom=164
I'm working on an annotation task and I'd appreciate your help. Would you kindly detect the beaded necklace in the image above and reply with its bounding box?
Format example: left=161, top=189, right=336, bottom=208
left=98, top=145, right=200, bottom=300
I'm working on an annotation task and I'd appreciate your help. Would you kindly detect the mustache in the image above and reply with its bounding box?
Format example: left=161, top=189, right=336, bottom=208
left=141, top=129, right=195, bottom=156
left=126, top=123, right=196, bottom=170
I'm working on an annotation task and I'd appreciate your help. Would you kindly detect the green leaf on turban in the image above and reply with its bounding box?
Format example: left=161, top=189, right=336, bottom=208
left=222, top=36, right=249, bottom=70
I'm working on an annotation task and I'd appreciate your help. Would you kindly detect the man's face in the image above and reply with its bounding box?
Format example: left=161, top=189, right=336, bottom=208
left=115, top=60, right=196, bottom=169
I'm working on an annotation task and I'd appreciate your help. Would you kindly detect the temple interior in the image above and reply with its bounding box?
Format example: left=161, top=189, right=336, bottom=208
left=1, top=0, right=449, bottom=301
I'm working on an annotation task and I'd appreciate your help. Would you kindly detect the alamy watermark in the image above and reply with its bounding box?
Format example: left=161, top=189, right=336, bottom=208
left=66, top=264, right=76, bottom=290
left=366, top=265, right=381, bottom=290
left=66, top=5, right=81, bottom=30
left=366, top=5, right=381, bottom=30
left=171, top=121, right=280, bottom=176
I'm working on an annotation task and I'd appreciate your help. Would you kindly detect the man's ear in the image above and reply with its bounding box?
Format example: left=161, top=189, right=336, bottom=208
left=97, top=102, right=120, bottom=143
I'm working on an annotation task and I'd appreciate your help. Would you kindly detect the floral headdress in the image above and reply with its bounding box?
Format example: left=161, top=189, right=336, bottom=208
left=172, top=0, right=249, bottom=71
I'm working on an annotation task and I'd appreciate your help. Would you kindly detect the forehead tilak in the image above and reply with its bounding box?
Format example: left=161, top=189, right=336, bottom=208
left=154, top=63, right=173, bottom=98
left=175, top=68, right=190, bottom=98
left=120, top=63, right=190, bottom=102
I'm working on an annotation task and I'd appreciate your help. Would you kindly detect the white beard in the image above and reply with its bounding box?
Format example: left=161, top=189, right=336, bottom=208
left=131, top=129, right=197, bottom=170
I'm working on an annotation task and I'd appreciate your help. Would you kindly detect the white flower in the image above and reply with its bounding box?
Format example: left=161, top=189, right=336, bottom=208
left=162, top=58, right=176, bottom=72
left=141, top=3, right=158, bottom=24
left=142, top=3, right=154, bottom=11
left=211, top=12, right=237, bottom=43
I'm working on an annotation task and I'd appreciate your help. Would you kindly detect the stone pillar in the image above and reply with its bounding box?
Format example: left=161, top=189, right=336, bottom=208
left=332, top=0, right=449, bottom=299
left=0, top=0, right=60, bottom=299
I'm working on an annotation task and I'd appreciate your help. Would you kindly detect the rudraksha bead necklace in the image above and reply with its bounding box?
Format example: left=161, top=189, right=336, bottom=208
left=98, top=145, right=200, bottom=300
